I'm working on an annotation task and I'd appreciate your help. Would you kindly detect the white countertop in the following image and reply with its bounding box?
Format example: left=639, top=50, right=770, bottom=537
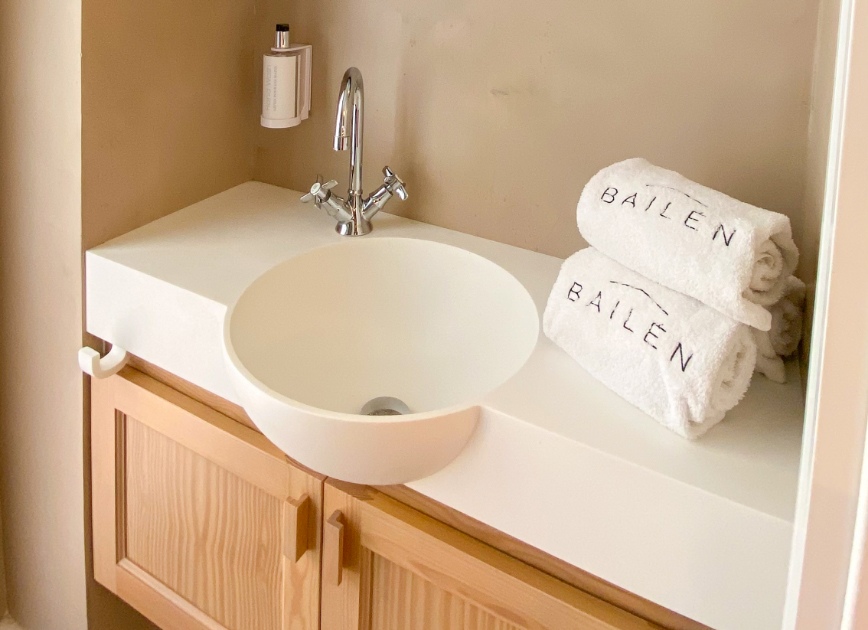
left=86, top=181, right=805, bottom=630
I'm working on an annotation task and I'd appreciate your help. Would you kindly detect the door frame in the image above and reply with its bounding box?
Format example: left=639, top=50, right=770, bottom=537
left=785, top=0, right=868, bottom=627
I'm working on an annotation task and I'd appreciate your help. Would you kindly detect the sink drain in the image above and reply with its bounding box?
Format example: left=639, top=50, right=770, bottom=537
left=360, top=396, right=411, bottom=416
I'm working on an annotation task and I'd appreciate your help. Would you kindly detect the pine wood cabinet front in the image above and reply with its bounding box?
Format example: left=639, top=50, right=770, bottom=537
left=320, top=480, right=659, bottom=630
left=91, top=369, right=324, bottom=630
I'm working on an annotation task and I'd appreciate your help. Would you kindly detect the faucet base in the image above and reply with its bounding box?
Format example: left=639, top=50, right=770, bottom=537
left=336, top=218, right=372, bottom=237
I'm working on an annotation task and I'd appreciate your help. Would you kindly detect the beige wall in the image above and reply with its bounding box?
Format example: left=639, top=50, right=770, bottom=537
left=798, top=0, right=842, bottom=370
left=0, top=0, right=88, bottom=628
left=82, top=0, right=257, bottom=249
left=255, top=0, right=822, bottom=259
left=1, top=0, right=256, bottom=625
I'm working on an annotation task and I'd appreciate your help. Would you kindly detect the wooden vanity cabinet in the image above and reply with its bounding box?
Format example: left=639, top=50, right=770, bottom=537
left=91, top=369, right=324, bottom=630
left=320, top=480, right=658, bottom=630
left=91, top=365, right=676, bottom=630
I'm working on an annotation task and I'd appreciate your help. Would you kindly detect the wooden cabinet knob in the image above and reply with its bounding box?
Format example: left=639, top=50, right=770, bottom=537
left=324, top=510, right=345, bottom=586
left=284, top=494, right=311, bottom=562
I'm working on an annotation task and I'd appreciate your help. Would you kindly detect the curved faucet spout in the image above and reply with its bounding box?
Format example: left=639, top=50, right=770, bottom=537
left=301, top=66, right=405, bottom=236
left=333, top=67, right=364, bottom=199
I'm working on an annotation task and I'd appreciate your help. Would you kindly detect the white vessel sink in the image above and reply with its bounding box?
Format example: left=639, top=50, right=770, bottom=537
left=223, top=237, right=539, bottom=484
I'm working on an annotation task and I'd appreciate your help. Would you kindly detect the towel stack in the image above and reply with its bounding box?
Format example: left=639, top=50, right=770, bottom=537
left=544, top=158, right=803, bottom=438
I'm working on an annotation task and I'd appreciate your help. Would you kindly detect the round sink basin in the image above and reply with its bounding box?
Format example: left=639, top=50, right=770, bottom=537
left=223, top=237, right=539, bottom=484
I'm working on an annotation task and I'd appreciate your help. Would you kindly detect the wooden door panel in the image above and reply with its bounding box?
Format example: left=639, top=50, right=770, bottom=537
left=321, top=481, right=658, bottom=630
left=91, top=368, right=323, bottom=630
left=369, top=553, right=522, bottom=630
left=125, top=417, right=283, bottom=630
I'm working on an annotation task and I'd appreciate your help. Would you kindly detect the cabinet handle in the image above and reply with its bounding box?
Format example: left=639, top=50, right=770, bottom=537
left=284, top=494, right=311, bottom=562
left=324, top=510, right=345, bottom=586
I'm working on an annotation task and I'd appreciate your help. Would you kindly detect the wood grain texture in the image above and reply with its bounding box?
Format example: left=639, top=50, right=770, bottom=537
left=323, top=481, right=659, bottom=630
left=92, top=376, right=120, bottom=593
left=117, top=560, right=226, bottom=630
left=324, top=512, right=345, bottom=587
left=284, top=495, right=312, bottom=562
left=116, top=367, right=324, bottom=490
left=126, top=355, right=325, bottom=484
left=370, top=553, right=522, bottom=630
left=91, top=369, right=324, bottom=630
left=377, top=485, right=709, bottom=630
left=125, top=417, right=283, bottom=630
left=126, top=358, right=701, bottom=629
left=128, top=355, right=256, bottom=431
left=321, top=485, right=366, bottom=630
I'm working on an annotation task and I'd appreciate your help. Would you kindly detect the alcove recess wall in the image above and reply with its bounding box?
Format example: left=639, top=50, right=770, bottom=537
left=254, top=0, right=834, bottom=372
left=78, top=1, right=836, bottom=624
left=84, top=0, right=831, bottom=367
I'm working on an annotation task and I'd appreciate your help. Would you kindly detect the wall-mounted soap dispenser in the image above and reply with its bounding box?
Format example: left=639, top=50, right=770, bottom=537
left=261, top=24, right=311, bottom=129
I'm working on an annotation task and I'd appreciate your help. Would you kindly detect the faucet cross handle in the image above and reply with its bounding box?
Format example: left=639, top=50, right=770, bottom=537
left=300, top=176, right=338, bottom=207
left=382, top=166, right=408, bottom=201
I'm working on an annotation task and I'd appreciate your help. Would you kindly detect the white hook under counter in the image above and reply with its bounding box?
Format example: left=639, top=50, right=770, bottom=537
left=78, top=345, right=129, bottom=379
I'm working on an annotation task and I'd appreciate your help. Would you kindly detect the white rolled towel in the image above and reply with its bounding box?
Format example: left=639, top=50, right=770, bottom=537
left=752, top=329, right=787, bottom=384
left=751, top=276, right=806, bottom=384
left=769, top=276, right=806, bottom=357
left=576, top=158, right=799, bottom=331
left=544, top=248, right=757, bottom=439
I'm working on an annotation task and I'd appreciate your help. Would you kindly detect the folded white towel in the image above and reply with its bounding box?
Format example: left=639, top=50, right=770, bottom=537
left=769, top=276, right=806, bottom=357
left=576, top=158, right=799, bottom=331
left=544, top=248, right=757, bottom=439
left=752, top=329, right=787, bottom=384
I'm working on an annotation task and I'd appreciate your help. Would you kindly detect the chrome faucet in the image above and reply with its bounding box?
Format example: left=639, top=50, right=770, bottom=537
left=300, top=67, right=407, bottom=236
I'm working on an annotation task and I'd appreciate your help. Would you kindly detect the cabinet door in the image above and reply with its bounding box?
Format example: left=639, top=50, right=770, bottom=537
left=91, top=369, right=323, bottom=630
left=321, top=481, right=657, bottom=630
